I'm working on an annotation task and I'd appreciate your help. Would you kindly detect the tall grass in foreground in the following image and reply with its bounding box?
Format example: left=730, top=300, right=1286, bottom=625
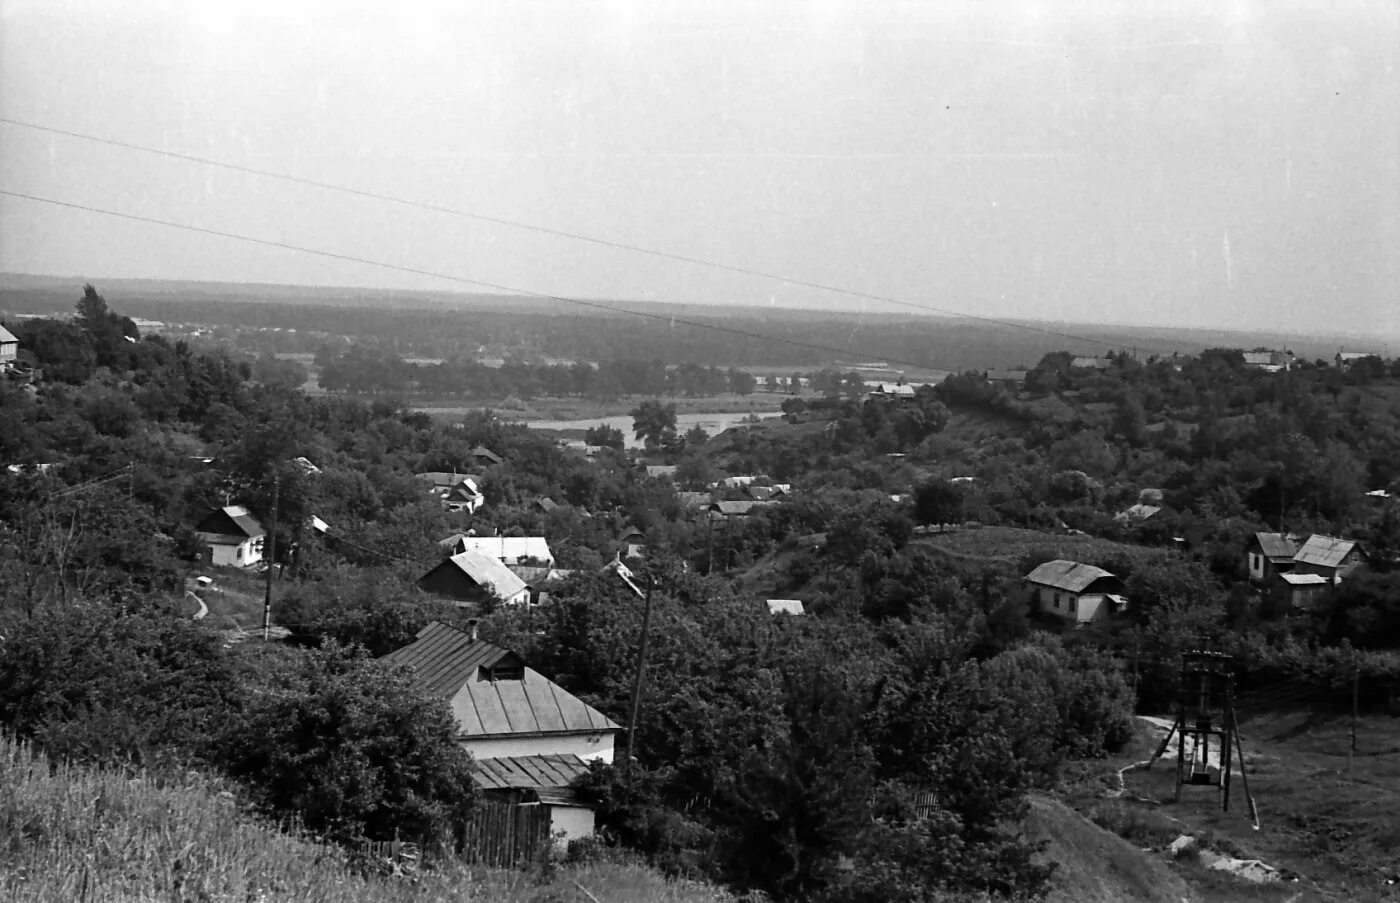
left=0, top=735, right=730, bottom=902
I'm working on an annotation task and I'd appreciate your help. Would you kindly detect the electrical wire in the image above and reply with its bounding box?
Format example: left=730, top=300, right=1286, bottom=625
left=0, top=188, right=947, bottom=370
left=0, top=116, right=1154, bottom=353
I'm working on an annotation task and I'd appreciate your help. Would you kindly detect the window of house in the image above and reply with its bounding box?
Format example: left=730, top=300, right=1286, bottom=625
left=1069, top=596, right=1078, bottom=615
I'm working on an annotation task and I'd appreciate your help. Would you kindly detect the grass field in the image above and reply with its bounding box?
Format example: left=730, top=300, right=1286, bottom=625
left=1061, top=711, right=1400, bottom=902
left=910, top=524, right=1172, bottom=569
left=0, top=735, right=732, bottom=903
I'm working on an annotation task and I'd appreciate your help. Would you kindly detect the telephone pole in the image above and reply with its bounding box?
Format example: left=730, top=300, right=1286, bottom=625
left=262, top=471, right=279, bottom=642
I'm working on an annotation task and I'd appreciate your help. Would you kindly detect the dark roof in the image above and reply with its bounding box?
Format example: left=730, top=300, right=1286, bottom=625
left=416, top=472, right=470, bottom=490
left=1024, top=559, right=1119, bottom=593
left=710, top=500, right=775, bottom=516
left=1294, top=535, right=1365, bottom=569
left=382, top=622, right=516, bottom=696
left=471, top=446, right=504, bottom=465
left=471, top=754, right=592, bottom=793
left=195, top=505, right=265, bottom=540
left=508, top=565, right=575, bottom=585
left=1251, top=532, right=1299, bottom=561
left=383, top=622, right=621, bottom=738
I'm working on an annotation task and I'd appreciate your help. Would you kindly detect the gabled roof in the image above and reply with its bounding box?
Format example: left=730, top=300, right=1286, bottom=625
left=382, top=621, right=517, bottom=696
left=471, top=445, right=504, bottom=465
left=443, top=535, right=554, bottom=564
left=1294, top=535, right=1365, bottom=569
left=196, top=505, right=265, bottom=540
left=471, top=754, right=592, bottom=794
left=677, top=491, right=713, bottom=508
left=535, top=497, right=559, bottom=512
left=430, top=551, right=530, bottom=601
left=767, top=599, right=805, bottom=615
left=0, top=325, right=17, bottom=344
left=710, top=499, right=774, bottom=516
left=1024, top=559, right=1119, bottom=593
left=1251, top=532, right=1299, bottom=561
left=416, top=471, right=472, bottom=490
left=1115, top=504, right=1161, bottom=522
left=602, top=557, right=644, bottom=597
left=869, top=382, right=916, bottom=396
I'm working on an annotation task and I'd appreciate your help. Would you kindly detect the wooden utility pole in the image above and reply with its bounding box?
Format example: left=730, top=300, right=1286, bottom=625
left=262, top=472, right=279, bottom=642
left=624, top=575, right=656, bottom=776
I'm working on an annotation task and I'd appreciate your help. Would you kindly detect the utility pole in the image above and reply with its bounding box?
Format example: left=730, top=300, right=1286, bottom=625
left=624, top=574, right=656, bottom=777
left=262, top=471, right=279, bottom=642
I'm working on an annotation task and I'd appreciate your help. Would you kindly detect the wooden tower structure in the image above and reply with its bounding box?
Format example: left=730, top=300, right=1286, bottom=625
left=1147, top=649, right=1259, bottom=827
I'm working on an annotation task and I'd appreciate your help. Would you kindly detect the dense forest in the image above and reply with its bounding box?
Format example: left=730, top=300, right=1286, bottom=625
left=2, top=286, right=1399, bottom=901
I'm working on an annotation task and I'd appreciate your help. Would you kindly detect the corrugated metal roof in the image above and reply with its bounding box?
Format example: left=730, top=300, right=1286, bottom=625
left=451, top=666, right=620, bottom=737
left=1024, top=559, right=1118, bottom=593
left=1294, top=535, right=1362, bottom=569
left=382, top=621, right=515, bottom=696
left=1252, top=532, right=1299, bottom=560
left=444, top=535, right=554, bottom=565
left=442, top=551, right=530, bottom=601
left=471, top=754, right=592, bottom=792
left=1279, top=573, right=1329, bottom=586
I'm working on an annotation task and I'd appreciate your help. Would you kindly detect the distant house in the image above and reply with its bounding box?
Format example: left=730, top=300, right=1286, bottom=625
left=1115, top=504, right=1161, bottom=524
left=443, top=478, right=485, bottom=514
left=677, top=491, right=714, bottom=510
left=415, top=471, right=483, bottom=510
left=620, top=527, right=646, bottom=559
left=440, top=534, right=555, bottom=566
left=194, top=505, right=265, bottom=568
left=1070, top=356, right=1112, bottom=370
left=1024, top=559, right=1127, bottom=624
left=718, top=475, right=759, bottom=489
left=470, top=446, right=504, bottom=468
left=417, top=550, right=532, bottom=606
left=643, top=465, right=677, bottom=480
left=533, top=497, right=560, bottom=514
left=0, top=325, right=17, bottom=372
left=1290, top=535, right=1367, bottom=585
left=985, top=368, right=1027, bottom=386
left=1336, top=351, right=1381, bottom=368
left=1271, top=572, right=1330, bottom=611
left=1242, top=350, right=1294, bottom=372
left=767, top=599, right=805, bottom=616
left=382, top=622, right=621, bottom=845
left=508, top=565, right=576, bottom=605
left=1247, top=532, right=1298, bottom=584
left=708, top=499, right=775, bottom=518
left=602, top=554, right=645, bottom=597
left=867, top=382, right=916, bottom=399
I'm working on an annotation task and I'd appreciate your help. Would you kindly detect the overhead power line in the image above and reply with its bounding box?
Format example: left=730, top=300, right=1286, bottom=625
left=0, top=116, right=1143, bottom=353
left=0, top=189, right=938, bottom=370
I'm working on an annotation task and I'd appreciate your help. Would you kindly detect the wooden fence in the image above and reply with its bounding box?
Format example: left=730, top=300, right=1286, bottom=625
left=460, top=798, right=551, bottom=867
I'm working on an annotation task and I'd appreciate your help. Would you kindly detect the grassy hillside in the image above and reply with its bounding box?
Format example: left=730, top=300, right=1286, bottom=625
left=0, top=735, right=730, bottom=903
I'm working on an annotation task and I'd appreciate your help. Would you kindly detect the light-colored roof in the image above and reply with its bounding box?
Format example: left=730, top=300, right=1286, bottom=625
left=383, top=623, right=620, bottom=738
left=471, top=445, right=504, bottom=465
left=1252, top=532, right=1299, bottom=560
left=442, top=535, right=554, bottom=564
left=767, top=599, right=805, bottom=615
left=1071, top=356, right=1111, bottom=369
left=603, top=557, right=644, bottom=597
left=644, top=465, right=677, bottom=478
left=1116, top=504, right=1161, bottom=522
left=438, top=551, right=530, bottom=601
left=1294, top=535, right=1363, bottom=569
left=1024, top=559, right=1119, bottom=593
left=0, top=325, right=17, bottom=344
left=471, top=754, right=592, bottom=794
left=1242, top=352, right=1273, bottom=366
left=1279, top=573, right=1329, bottom=586
left=508, top=565, right=574, bottom=585
left=416, top=472, right=472, bottom=490
left=869, top=382, right=916, bottom=396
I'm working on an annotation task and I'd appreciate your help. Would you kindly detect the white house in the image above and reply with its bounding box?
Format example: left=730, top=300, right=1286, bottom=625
left=382, top=622, right=622, bottom=846
left=439, top=534, right=555, bottom=566
left=0, top=325, right=18, bottom=371
left=1024, top=559, right=1127, bottom=624
left=194, top=505, right=266, bottom=568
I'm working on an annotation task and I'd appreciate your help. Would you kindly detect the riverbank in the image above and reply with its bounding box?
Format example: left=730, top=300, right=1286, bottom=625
left=413, top=392, right=794, bottom=423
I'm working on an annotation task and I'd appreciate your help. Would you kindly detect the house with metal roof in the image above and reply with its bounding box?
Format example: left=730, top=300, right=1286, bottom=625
left=439, top=534, right=555, bottom=566
left=767, top=599, right=805, bottom=616
left=1246, top=532, right=1299, bottom=584
left=619, top=526, right=646, bottom=559
left=1024, top=559, right=1127, bottom=624
left=417, top=550, right=532, bottom=606
left=1290, top=535, right=1367, bottom=585
left=470, top=445, right=504, bottom=468
left=194, top=505, right=265, bottom=568
left=1271, top=572, right=1330, bottom=611
left=382, top=622, right=622, bottom=845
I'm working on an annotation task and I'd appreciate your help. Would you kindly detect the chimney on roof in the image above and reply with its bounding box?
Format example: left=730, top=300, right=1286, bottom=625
left=467, top=618, right=479, bottom=641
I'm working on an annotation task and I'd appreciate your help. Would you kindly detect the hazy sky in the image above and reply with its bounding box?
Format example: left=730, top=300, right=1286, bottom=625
left=1, top=0, right=1396, bottom=334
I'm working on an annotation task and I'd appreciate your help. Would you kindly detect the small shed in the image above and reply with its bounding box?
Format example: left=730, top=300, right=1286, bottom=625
left=471, top=754, right=597, bottom=847
left=1247, top=532, right=1298, bottom=584
left=1291, top=535, right=1367, bottom=584
left=1273, top=572, right=1329, bottom=611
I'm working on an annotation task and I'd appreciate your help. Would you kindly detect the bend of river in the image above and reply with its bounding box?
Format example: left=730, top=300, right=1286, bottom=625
left=522, top=411, right=783, bottom=449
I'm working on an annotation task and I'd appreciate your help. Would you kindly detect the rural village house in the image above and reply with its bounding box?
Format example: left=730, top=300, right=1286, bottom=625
left=0, top=324, right=17, bottom=372
left=194, top=505, right=265, bottom=568
left=1024, top=559, right=1127, bottom=624
left=470, top=445, right=504, bottom=468
left=439, top=534, right=555, bottom=567
left=1289, top=534, right=1367, bottom=584
left=620, top=526, right=646, bottom=559
left=417, top=550, right=532, bottom=606
left=415, top=471, right=485, bottom=513
left=1247, top=532, right=1299, bottom=585
left=382, top=622, right=621, bottom=845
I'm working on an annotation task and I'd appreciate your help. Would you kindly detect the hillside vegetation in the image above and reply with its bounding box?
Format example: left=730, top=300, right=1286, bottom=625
left=0, top=735, right=729, bottom=903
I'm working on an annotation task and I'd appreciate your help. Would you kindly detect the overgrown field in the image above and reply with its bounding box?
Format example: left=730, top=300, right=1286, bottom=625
left=1061, top=711, right=1400, bottom=903
left=911, top=524, right=1172, bottom=569
left=0, top=736, right=731, bottom=903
